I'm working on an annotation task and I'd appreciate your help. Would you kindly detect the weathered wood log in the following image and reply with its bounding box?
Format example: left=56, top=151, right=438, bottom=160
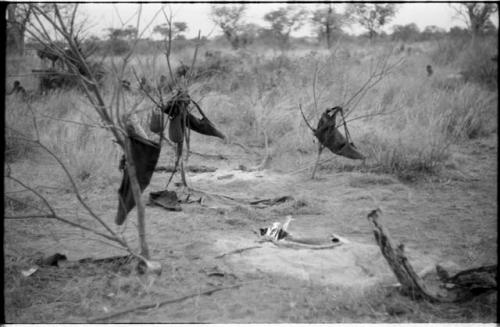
left=367, top=209, right=497, bottom=303
left=436, top=264, right=497, bottom=298
left=367, top=209, right=450, bottom=302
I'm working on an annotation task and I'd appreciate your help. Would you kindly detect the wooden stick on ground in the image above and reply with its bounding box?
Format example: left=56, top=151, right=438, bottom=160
left=214, top=246, right=262, bottom=259
left=88, top=284, right=243, bottom=322
left=366, top=209, right=449, bottom=302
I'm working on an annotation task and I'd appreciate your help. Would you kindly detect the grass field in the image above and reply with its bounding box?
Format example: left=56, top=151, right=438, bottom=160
left=4, top=36, right=498, bottom=323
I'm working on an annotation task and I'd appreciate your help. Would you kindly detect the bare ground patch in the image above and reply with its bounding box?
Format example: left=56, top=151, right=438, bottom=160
left=4, top=136, right=497, bottom=323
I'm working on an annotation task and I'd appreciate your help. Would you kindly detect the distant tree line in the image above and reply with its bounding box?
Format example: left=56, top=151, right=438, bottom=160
left=7, top=3, right=499, bottom=56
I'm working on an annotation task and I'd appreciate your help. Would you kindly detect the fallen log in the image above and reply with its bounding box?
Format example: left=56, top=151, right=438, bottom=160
left=436, top=264, right=497, bottom=300
left=367, top=209, right=443, bottom=301
left=367, top=209, right=497, bottom=302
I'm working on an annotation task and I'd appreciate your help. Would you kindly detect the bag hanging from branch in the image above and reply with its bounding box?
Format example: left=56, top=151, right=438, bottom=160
left=149, top=108, right=166, bottom=134
left=161, top=93, right=225, bottom=142
left=314, top=107, right=365, bottom=160
left=187, top=113, right=225, bottom=140
left=116, top=134, right=161, bottom=225
left=168, top=112, right=185, bottom=143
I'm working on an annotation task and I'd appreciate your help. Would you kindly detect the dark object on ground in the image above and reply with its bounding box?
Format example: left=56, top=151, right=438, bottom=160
left=116, top=135, right=161, bottom=225
left=155, top=165, right=217, bottom=173
left=36, top=253, right=68, bottom=267
left=314, top=107, right=365, bottom=160
left=7, top=80, right=27, bottom=97
left=436, top=264, right=497, bottom=297
left=149, top=190, right=182, bottom=211
left=367, top=209, right=497, bottom=303
left=249, top=195, right=294, bottom=206
left=426, top=64, right=433, bottom=77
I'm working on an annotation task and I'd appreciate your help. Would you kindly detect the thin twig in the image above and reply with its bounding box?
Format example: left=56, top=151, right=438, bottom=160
left=299, top=103, right=315, bottom=132
left=161, top=8, right=176, bottom=84
left=214, top=246, right=262, bottom=259
left=88, top=284, right=244, bottom=322
left=188, top=30, right=201, bottom=84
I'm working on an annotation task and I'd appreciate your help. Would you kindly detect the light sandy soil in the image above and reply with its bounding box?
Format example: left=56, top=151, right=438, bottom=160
left=4, top=134, right=497, bottom=323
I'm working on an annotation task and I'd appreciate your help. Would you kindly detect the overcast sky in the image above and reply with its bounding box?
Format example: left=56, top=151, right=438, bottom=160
left=79, top=2, right=499, bottom=39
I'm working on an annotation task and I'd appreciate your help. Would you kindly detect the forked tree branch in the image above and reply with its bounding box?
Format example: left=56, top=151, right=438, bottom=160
left=299, top=103, right=315, bottom=132
left=21, top=4, right=166, bottom=264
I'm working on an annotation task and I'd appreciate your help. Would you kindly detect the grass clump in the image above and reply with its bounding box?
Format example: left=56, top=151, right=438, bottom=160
left=5, top=98, right=37, bottom=162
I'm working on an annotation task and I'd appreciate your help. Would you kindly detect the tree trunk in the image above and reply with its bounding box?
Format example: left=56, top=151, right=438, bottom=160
left=326, top=5, right=333, bottom=49
left=366, top=209, right=447, bottom=302
left=124, top=138, right=150, bottom=259
left=7, top=4, right=26, bottom=56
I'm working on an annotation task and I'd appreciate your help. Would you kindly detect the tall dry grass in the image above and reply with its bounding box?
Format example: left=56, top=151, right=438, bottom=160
left=5, top=36, right=498, bottom=185
left=5, top=90, right=122, bottom=189
left=183, top=40, right=497, bottom=177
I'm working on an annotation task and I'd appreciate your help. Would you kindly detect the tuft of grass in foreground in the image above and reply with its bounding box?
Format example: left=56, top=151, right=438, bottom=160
left=5, top=250, right=496, bottom=323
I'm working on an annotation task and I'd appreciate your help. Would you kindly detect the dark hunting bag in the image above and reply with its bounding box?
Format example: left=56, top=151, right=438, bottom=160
left=116, top=134, right=161, bottom=225
left=314, top=107, right=365, bottom=160
left=158, top=93, right=225, bottom=142
left=168, top=112, right=185, bottom=143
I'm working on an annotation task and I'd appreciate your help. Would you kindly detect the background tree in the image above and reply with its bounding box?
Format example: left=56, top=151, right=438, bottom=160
left=6, top=3, right=32, bottom=55
left=106, top=25, right=138, bottom=55
left=263, top=5, right=308, bottom=49
left=448, top=26, right=470, bottom=39
left=451, top=3, right=498, bottom=39
left=391, top=23, right=420, bottom=42
left=107, top=25, right=138, bottom=40
left=210, top=4, right=247, bottom=49
left=310, top=4, right=347, bottom=48
left=421, top=25, right=446, bottom=41
left=153, top=21, right=188, bottom=40
left=346, top=3, right=398, bottom=39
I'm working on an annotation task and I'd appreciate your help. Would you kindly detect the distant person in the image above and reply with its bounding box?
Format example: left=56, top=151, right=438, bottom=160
left=175, top=63, right=190, bottom=79
left=426, top=65, right=433, bottom=77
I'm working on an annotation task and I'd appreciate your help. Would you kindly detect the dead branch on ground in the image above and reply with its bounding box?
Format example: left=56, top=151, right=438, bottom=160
left=214, top=246, right=262, bottom=259
left=366, top=209, right=496, bottom=303
left=88, top=284, right=243, bottom=322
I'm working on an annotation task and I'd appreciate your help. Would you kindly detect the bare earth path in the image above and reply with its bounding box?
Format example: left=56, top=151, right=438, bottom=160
left=4, top=135, right=497, bottom=323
